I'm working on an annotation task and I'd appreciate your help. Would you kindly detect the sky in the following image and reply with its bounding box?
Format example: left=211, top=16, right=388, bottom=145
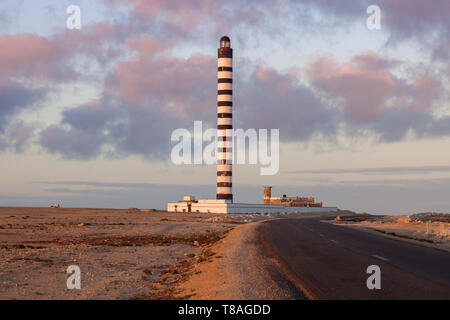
left=0, top=0, right=449, bottom=214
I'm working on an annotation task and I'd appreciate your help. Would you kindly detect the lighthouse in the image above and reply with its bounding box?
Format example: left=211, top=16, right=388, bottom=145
left=167, top=36, right=337, bottom=214
left=216, top=36, right=233, bottom=202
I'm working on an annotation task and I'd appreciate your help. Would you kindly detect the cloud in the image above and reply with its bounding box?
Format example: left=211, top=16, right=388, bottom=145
left=2, top=120, right=36, bottom=153
left=0, top=1, right=447, bottom=159
left=371, top=107, right=450, bottom=142
left=308, top=53, right=397, bottom=122
left=0, top=81, right=39, bottom=152
left=301, top=0, right=449, bottom=39
left=39, top=98, right=123, bottom=159
left=0, top=22, right=118, bottom=81
left=236, top=66, right=339, bottom=141
left=106, top=0, right=289, bottom=41
left=116, top=0, right=215, bottom=29
left=44, top=188, right=124, bottom=196
left=379, top=0, right=450, bottom=41
left=39, top=95, right=207, bottom=160
left=0, top=80, right=42, bottom=133
left=37, top=47, right=449, bottom=158
left=40, top=124, right=108, bottom=159
left=38, top=47, right=341, bottom=158
left=105, top=36, right=216, bottom=113
left=0, top=33, right=67, bottom=80
left=301, top=0, right=450, bottom=62
left=307, top=52, right=449, bottom=141
left=40, top=180, right=209, bottom=189
left=0, top=21, right=124, bottom=153
left=38, top=36, right=217, bottom=159
left=289, top=165, right=450, bottom=175
left=432, top=38, right=450, bottom=62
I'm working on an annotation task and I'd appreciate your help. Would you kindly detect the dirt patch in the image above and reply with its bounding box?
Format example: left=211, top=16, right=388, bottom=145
left=0, top=207, right=235, bottom=299
left=0, top=207, right=345, bottom=299
left=128, top=230, right=232, bottom=300
left=175, top=221, right=306, bottom=300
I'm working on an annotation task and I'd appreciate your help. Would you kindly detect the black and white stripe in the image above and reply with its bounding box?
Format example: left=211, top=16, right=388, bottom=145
left=217, top=36, right=233, bottom=202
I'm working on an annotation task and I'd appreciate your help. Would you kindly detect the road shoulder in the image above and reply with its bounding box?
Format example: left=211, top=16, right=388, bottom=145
left=323, top=219, right=450, bottom=253
left=177, top=220, right=305, bottom=300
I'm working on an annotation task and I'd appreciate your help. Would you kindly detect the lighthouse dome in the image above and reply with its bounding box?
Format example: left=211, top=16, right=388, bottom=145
left=220, top=36, right=230, bottom=48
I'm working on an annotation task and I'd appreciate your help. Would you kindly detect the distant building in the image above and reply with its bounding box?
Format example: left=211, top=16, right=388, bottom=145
left=264, top=186, right=322, bottom=207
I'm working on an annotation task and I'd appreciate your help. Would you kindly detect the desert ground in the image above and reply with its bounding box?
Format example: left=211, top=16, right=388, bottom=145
left=0, top=207, right=240, bottom=299
left=0, top=207, right=448, bottom=299
left=0, top=206, right=317, bottom=299
left=329, top=212, right=450, bottom=252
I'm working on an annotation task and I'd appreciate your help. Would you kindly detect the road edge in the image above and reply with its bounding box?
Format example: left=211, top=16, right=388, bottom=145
left=176, top=220, right=306, bottom=299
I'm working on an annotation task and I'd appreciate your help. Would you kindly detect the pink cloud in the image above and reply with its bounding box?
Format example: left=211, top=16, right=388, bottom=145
left=409, top=72, right=441, bottom=112
left=0, top=22, right=117, bottom=81
left=381, top=0, right=450, bottom=37
left=118, top=0, right=214, bottom=29
left=236, top=65, right=339, bottom=140
left=59, top=22, right=116, bottom=51
left=126, top=36, right=171, bottom=56
left=256, top=67, right=294, bottom=96
left=106, top=37, right=215, bottom=117
left=308, top=53, right=397, bottom=122
left=107, top=0, right=282, bottom=38
left=351, top=52, right=400, bottom=71
left=0, top=33, right=66, bottom=79
left=307, top=52, right=442, bottom=124
left=4, top=120, right=36, bottom=152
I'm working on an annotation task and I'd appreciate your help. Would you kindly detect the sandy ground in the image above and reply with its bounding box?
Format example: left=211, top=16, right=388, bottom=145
left=0, top=207, right=238, bottom=300
left=176, top=222, right=303, bottom=300
left=177, top=211, right=347, bottom=300
left=7, top=207, right=443, bottom=300
left=329, top=214, right=450, bottom=252
left=1, top=206, right=343, bottom=300
left=0, top=207, right=347, bottom=300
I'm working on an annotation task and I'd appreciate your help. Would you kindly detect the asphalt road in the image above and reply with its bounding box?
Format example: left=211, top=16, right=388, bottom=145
left=262, top=218, right=450, bottom=299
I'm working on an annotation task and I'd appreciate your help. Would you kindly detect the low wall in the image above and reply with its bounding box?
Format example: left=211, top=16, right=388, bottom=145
left=226, top=205, right=338, bottom=214
left=168, top=201, right=338, bottom=214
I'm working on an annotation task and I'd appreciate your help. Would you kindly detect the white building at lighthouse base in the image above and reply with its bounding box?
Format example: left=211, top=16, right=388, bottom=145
left=167, top=198, right=338, bottom=214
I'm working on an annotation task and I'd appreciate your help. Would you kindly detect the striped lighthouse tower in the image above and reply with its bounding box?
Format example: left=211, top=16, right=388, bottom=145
left=216, top=36, right=233, bottom=202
